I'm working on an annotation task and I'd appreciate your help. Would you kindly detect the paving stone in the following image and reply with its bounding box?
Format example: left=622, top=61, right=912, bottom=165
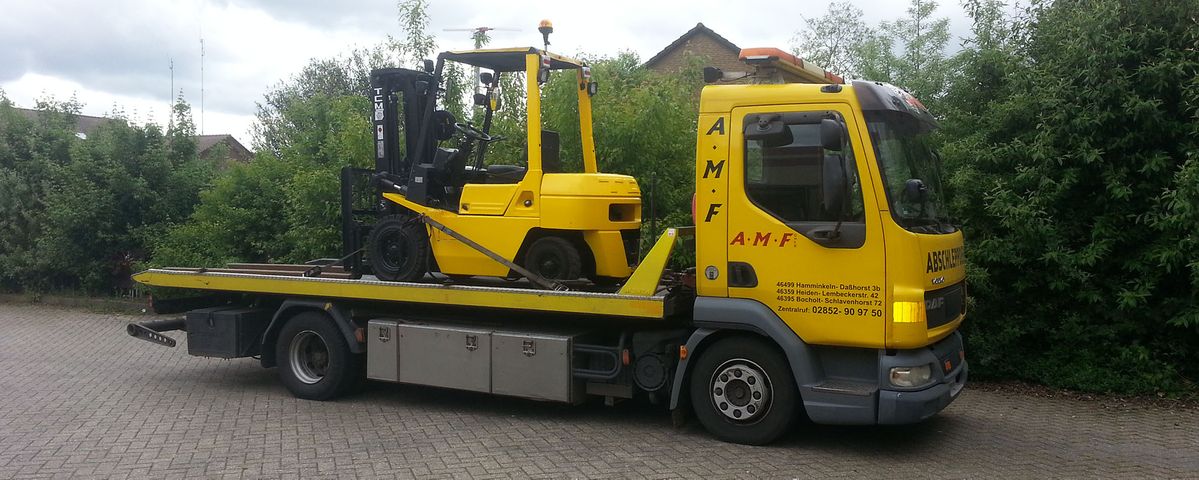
left=0, top=303, right=1195, bottom=478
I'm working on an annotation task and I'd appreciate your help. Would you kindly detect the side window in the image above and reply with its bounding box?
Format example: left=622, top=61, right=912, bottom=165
left=744, top=113, right=865, bottom=223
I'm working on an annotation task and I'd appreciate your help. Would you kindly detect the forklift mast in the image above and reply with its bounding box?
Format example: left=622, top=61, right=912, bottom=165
left=369, top=67, right=435, bottom=182
left=341, top=67, right=434, bottom=274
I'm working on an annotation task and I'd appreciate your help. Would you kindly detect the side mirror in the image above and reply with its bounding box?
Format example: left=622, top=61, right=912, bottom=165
left=422, top=59, right=434, bottom=73
left=903, top=178, right=928, bottom=203
left=703, top=67, right=723, bottom=84
left=587, top=81, right=598, bottom=97
left=822, top=153, right=848, bottom=217
left=820, top=118, right=844, bottom=151
left=744, top=114, right=792, bottom=147
left=479, top=71, right=494, bottom=85
left=473, top=93, right=489, bottom=107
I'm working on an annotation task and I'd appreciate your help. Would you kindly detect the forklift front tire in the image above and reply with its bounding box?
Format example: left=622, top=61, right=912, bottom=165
left=367, top=215, right=430, bottom=282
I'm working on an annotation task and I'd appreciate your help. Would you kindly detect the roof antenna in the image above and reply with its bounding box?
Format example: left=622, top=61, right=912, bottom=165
left=198, top=1, right=206, bottom=136
left=169, top=58, right=174, bottom=125
left=538, top=19, right=553, bottom=51
left=442, top=26, right=520, bottom=49
left=200, top=37, right=205, bottom=135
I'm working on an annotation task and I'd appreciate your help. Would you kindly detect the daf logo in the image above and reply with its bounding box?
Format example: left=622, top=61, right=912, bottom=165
left=931, top=276, right=945, bottom=285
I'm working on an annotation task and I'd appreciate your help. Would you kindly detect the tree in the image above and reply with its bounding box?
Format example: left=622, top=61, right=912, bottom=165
left=939, top=0, right=1199, bottom=392
left=392, top=0, right=435, bottom=67
left=156, top=1, right=439, bottom=268
left=789, top=0, right=950, bottom=104
left=0, top=94, right=214, bottom=293
left=253, top=46, right=392, bottom=157
left=880, top=0, right=951, bottom=102
left=16, top=97, right=214, bottom=293
left=0, top=95, right=57, bottom=290
left=790, top=2, right=876, bottom=78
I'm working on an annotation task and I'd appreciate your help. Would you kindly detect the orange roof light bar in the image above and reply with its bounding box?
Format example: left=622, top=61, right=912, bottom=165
left=738, top=47, right=845, bottom=84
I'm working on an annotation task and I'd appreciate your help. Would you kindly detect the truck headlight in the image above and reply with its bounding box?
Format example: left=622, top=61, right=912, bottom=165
left=889, top=364, right=933, bottom=388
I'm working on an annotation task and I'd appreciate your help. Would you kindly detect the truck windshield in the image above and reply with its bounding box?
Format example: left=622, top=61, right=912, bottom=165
left=865, top=110, right=954, bottom=234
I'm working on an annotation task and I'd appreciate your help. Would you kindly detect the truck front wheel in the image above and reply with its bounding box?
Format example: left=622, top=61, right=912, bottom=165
left=689, top=336, right=799, bottom=445
left=276, top=312, right=363, bottom=400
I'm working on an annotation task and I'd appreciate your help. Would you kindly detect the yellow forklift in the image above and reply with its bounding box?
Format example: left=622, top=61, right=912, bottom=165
left=345, top=41, right=640, bottom=288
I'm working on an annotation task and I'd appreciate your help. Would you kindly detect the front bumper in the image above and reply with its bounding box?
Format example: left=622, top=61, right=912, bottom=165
left=878, top=359, right=967, bottom=424
left=798, top=331, right=969, bottom=426
left=876, top=330, right=968, bottom=424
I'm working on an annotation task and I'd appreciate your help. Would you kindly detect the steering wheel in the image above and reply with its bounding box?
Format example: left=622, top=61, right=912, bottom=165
left=453, top=122, right=492, bottom=142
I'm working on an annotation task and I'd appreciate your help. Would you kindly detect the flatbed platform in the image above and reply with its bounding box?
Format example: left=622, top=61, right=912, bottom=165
left=133, top=268, right=672, bottom=320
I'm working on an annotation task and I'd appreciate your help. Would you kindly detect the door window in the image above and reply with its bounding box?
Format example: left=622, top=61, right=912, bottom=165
left=744, top=114, right=864, bottom=223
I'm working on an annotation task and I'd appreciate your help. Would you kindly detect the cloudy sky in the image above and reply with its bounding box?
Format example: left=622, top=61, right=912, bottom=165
left=0, top=0, right=971, bottom=148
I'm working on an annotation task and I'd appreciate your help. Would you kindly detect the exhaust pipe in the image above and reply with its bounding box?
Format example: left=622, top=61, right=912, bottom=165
left=127, top=317, right=186, bottom=347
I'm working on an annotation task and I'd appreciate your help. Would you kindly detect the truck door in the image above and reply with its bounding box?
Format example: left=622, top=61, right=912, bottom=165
left=726, top=105, right=888, bottom=347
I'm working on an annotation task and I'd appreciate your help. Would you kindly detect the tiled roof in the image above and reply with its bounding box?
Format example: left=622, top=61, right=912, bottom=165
left=12, top=108, right=251, bottom=157
left=13, top=107, right=116, bottom=135
left=643, top=23, right=741, bottom=68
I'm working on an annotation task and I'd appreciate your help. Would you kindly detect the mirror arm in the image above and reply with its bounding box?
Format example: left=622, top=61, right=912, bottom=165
left=829, top=154, right=851, bottom=241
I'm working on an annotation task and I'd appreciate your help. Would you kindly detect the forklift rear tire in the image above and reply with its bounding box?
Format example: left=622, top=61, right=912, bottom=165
left=689, top=335, right=799, bottom=445
left=367, top=215, right=429, bottom=282
left=276, top=312, right=363, bottom=401
left=525, top=236, right=583, bottom=282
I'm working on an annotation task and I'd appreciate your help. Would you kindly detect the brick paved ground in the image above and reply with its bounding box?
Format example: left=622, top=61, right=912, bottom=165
left=0, top=303, right=1196, bottom=479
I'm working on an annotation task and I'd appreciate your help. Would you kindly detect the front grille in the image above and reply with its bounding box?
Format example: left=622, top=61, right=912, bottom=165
left=925, top=281, right=965, bottom=329
left=620, top=229, right=641, bottom=266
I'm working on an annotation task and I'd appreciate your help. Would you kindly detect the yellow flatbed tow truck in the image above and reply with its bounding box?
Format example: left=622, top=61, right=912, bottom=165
left=130, top=41, right=968, bottom=445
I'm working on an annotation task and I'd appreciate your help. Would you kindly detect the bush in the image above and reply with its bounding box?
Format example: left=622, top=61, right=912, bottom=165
left=940, top=0, right=1199, bottom=393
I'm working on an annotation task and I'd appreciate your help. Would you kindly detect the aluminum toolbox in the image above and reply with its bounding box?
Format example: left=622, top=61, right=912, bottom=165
left=398, top=323, right=492, bottom=393
left=492, top=331, right=579, bottom=403
left=184, top=306, right=270, bottom=358
left=366, top=319, right=399, bottom=381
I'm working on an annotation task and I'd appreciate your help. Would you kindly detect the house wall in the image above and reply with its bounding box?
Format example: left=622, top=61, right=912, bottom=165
left=645, top=33, right=743, bottom=74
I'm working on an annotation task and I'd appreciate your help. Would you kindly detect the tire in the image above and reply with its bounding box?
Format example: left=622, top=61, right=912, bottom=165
left=524, top=236, right=582, bottom=282
left=275, top=311, right=363, bottom=401
left=367, top=215, right=429, bottom=282
left=689, top=336, right=799, bottom=445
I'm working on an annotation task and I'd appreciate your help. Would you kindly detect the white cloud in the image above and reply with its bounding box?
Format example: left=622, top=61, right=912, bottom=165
left=1, top=0, right=973, bottom=150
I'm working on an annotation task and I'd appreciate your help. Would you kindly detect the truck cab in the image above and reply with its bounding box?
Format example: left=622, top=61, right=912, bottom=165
left=687, top=74, right=967, bottom=429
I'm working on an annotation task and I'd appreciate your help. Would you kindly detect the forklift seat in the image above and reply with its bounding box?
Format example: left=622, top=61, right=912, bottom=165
left=541, top=130, right=561, bottom=173
left=485, top=164, right=527, bottom=184
left=485, top=129, right=560, bottom=184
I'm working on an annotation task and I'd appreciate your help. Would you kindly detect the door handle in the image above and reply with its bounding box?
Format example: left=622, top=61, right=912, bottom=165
left=808, top=227, right=841, bottom=245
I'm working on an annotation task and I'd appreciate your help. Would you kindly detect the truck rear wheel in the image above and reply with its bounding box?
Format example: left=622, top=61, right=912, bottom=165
left=689, top=336, right=798, bottom=445
left=367, top=215, right=429, bottom=282
left=276, top=312, right=363, bottom=400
